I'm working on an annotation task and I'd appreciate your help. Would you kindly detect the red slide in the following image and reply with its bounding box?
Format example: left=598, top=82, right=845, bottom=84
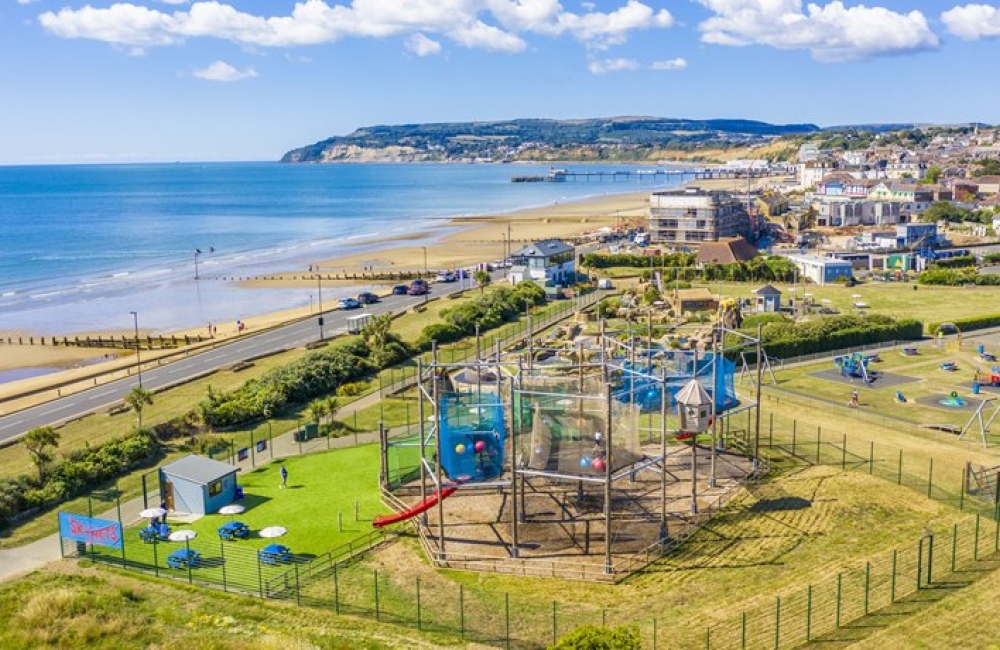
left=372, top=486, right=459, bottom=528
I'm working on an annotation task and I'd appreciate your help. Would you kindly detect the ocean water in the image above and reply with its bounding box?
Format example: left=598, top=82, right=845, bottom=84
left=0, top=162, right=687, bottom=335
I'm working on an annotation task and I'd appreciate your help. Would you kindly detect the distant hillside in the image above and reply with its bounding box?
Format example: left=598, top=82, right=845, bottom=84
left=280, top=116, right=820, bottom=163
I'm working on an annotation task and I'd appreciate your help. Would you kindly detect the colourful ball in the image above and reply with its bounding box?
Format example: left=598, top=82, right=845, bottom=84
left=580, top=456, right=592, bottom=468
left=474, top=440, right=487, bottom=453
left=455, top=444, right=466, bottom=455
left=592, top=458, right=607, bottom=472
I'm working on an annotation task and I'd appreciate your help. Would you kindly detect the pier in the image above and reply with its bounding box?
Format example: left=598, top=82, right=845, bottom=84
left=511, top=167, right=773, bottom=183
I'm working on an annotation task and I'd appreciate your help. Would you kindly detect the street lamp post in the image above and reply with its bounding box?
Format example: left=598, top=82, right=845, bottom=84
left=129, top=311, right=143, bottom=387
left=421, top=246, right=428, bottom=276
left=194, top=249, right=201, bottom=280
left=316, top=274, right=325, bottom=341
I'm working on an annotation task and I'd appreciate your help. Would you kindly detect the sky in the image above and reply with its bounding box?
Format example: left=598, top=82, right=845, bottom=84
left=2, top=0, right=1000, bottom=165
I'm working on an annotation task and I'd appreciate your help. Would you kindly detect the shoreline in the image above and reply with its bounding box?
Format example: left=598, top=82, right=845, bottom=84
left=0, top=173, right=769, bottom=379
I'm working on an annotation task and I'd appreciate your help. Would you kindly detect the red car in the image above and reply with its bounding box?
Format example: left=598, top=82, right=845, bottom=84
left=407, top=279, right=428, bottom=295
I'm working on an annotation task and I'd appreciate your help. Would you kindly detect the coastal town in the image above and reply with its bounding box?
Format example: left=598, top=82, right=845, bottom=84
left=6, top=123, right=1000, bottom=649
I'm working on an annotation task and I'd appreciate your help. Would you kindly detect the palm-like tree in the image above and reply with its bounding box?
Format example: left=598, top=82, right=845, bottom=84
left=125, top=386, right=154, bottom=427
left=24, top=426, right=60, bottom=483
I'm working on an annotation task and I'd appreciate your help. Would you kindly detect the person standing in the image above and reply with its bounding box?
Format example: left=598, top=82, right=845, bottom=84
left=279, top=465, right=288, bottom=489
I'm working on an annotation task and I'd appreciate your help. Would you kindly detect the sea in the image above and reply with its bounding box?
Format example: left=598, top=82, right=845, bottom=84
left=0, top=162, right=690, bottom=336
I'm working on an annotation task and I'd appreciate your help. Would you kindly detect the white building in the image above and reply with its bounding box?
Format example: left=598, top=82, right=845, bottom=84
left=507, top=239, right=575, bottom=286
left=784, top=254, right=854, bottom=285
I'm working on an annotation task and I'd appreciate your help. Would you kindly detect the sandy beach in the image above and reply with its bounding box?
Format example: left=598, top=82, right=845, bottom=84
left=0, top=174, right=771, bottom=380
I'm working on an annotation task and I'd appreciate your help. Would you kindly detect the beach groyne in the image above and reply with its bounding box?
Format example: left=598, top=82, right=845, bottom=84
left=1, top=334, right=209, bottom=350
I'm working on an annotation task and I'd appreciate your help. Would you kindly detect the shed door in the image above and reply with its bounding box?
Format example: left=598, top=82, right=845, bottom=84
left=163, top=480, right=174, bottom=511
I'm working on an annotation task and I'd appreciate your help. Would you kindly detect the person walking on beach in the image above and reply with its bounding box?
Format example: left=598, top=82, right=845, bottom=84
left=279, top=465, right=288, bottom=489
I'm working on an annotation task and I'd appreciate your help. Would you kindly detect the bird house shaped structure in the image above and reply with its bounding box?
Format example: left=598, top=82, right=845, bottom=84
left=675, top=378, right=712, bottom=434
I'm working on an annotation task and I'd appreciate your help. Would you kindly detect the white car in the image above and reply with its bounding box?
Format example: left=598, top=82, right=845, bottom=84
left=436, top=271, right=457, bottom=282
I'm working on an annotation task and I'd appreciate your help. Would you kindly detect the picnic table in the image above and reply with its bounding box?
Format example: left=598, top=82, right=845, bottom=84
left=167, top=548, right=201, bottom=569
left=259, top=544, right=292, bottom=565
left=139, top=524, right=171, bottom=543
left=218, top=521, right=250, bottom=541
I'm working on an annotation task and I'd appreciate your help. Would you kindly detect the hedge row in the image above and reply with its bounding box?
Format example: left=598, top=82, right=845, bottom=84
left=918, top=269, right=1000, bottom=286
left=418, top=283, right=547, bottom=349
left=749, top=314, right=923, bottom=359
left=581, top=252, right=695, bottom=269
left=928, top=313, right=1000, bottom=335
left=929, top=255, right=976, bottom=269
left=199, top=338, right=397, bottom=429
left=0, top=429, right=160, bottom=530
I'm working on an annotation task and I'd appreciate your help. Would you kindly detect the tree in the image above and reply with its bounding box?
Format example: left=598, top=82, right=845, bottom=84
left=125, top=386, right=154, bottom=427
left=23, top=426, right=60, bottom=483
left=924, top=165, right=942, bottom=184
left=473, top=269, right=491, bottom=294
left=306, top=398, right=329, bottom=426
left=361, top=312, right=406, bottom=367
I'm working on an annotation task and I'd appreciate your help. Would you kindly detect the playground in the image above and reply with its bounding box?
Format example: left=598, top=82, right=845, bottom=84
left=378, top=322, right=765, bottom=580
left=773, top=337, right=1000, bottom=446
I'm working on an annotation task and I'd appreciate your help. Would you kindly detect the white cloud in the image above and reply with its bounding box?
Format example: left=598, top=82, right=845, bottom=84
left=39, top=0, right=673, bottom=54
left=553, top=0, right=673, bottom=49
left=697, top=0, right=939, bottom=62
left=942, top=4, right=1000, bottom=40
left=588, top=57, right=639, bottom=74
left=651, top=57, right=686, bottom=70
left=405, top=32, right=441, bottom=56
left=192, top=60, right=257, bottom=81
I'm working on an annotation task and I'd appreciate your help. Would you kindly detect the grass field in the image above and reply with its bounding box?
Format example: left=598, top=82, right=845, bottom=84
left=769, top=340, right=1000, bottom=446
left=0, top=562, right=461, bottom=649
left=12, top=279, right=1000, bottom=646
left=95, top=446, right=387, bottom=554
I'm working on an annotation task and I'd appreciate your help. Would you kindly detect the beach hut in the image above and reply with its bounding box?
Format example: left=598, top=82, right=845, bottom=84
left=752, top=284, right=782, bottom=313
left=159, top=454, right=240, bottom=516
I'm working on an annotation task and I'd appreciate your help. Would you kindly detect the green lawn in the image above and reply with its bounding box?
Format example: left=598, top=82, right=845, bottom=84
left=90, top=446, right=388, bottom=594
left=770, top=341, right=1000, bottom=443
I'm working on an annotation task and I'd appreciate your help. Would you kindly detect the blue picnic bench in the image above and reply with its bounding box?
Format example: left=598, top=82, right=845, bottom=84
left=167, top=548, right=201, bottom=569
left=218, top=521, right=250, bottom=541
left=259, top=544, right=292, bottom=565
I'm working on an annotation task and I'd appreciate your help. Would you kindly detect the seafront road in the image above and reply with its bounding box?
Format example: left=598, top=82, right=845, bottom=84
left=0, top=288, right=443, bottom=445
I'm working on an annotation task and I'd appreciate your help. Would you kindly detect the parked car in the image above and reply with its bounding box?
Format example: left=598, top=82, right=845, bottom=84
left=391, top=284, right=409, bottom=295
left=357, top=292, right=380, bottom=304
left=436, top=270, right=456, bottom=282
left=408, top=279, right=429, bottom=295
left=337, top=297, right=361, bottom=310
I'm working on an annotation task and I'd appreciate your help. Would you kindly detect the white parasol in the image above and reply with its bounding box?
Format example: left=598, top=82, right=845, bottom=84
left=219, top=504, right=245, bottom=517
left=168, top=529, right=197, bottom=542
left=259, top=526, right=287, bottom=539
left=140, top=507, right=166, bottom=519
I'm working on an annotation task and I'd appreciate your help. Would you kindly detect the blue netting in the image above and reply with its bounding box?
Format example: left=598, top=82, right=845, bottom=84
left=438, top=392, right=506, bottom=482
left=615, top=351, right=737, bottom=413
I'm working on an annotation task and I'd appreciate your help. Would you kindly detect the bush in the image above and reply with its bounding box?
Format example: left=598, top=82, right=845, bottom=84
left=750, top=315, right=923, bottom=359
left=336, top=381, right=370, bottom=397
left=416, top=322, right=466, bottom=350
left=550, top=624, right=642, bottom=650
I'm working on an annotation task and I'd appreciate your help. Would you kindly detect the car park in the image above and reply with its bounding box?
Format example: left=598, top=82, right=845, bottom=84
left=337, top=297, right=361, bottom=310
left=392, top=285, right=409, bottom=295
left=357, top=292, right=380, bottom=304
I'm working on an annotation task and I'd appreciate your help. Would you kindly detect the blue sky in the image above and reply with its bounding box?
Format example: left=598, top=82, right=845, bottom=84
left=2, top=0, right=1000, bottom=165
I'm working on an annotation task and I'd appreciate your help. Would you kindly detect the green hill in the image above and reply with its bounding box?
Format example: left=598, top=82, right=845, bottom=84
left=280, top=116, right=820, bottom=163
